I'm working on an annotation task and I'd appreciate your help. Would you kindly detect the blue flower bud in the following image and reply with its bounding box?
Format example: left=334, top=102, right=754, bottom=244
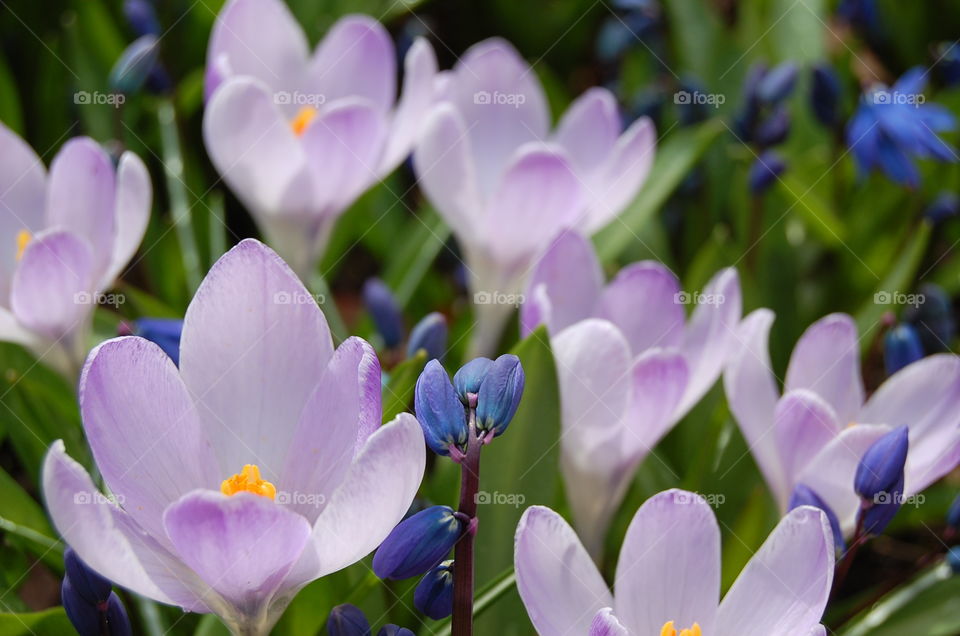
left=122, top=318, right=183, bottom=366
left=854, top=426, right=909, bottom=500
left=373, top=506, right=464, bottom=580
left=757, top=62, right=798, bottom=104
left=789, top=484, right=845, bottom=552
left=362, top=278, right=404, bottom=348
left=414, top=360, right=468, bottom=456
left=754, top=106, right=790, bottom=147
left=327, top=604, right=371, bottom=636
left=748, top=151, right=786, bottom=194
left=453, top=357, right=493, bottom=405
left=947, top=546, right=960, bottom=574
left=62, top=578, right=100, bottom=636
left=948, top=494, right=960, bottom=531
left=904, top=283, right=955, bottom=354
left=935, top=41, right=960, bottom=88
left=811, top=64, right=842, bottom=128
left=378, top=625, right=415, bottom=636
left=859, top=472, right=904, bottom=535
left=414, top=560, right=454, bottom=620
left=103, top=594, right=132, bottom=636
left=883, top=324, right=923, bottom=376
left=62, top=559, right=132, bottom=636
left=925, top=192, right=960, bottom=224
left=475, top=354, right=525, bottom=438
left=123, top=0, right=160, bottom=37
left=407, top=312, right=448, bottom=361
left=108, top=35, right=160, bottom=94
left=64, top=548, right=112, bottom=604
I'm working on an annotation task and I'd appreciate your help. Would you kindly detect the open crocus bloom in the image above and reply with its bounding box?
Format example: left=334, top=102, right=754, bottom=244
left=521, top=232, right=741, bottom=556
left=725, top=311, right=960, bottom=532
left=0, top=123, right=150, bottom=377
left=515, top=490, right=833, bottom=636
left=414, top=39, right=656, bottom=355
left=43, top=240, right=426, bottom=634
left=203, top=0, right=437, bottom=278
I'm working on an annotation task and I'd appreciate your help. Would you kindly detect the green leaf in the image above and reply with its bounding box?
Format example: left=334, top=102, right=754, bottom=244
left=776, top=172, right=847, bottom=246
left=594, top=119, right=724, bottom=261
left=0, top=465, right=57, bottom=565
left=382, top=351, right=427, bottom=423
left=0, top=608, right=73, bottom=635
left=383, top=207, right=451, bottom=308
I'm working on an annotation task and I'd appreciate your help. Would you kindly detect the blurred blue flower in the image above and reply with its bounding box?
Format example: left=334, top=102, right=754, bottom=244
left=811, top=63, right=842, bottom=128
left=123, top=0, right=160, bottom=37
left=905, top=282, right=955, bottom=352
left=924, top=192, right=960, bottom=224
left=883, top=324, right=924, bottom=375
left=363, top=278, right=404, bottom=349
left=407, top=312, right=448, bottom=361
left=748, top=151, right=786, bottom=194
left=109, top=35, right=160, bottom=94
left=935, top=42, right=960, bottom=87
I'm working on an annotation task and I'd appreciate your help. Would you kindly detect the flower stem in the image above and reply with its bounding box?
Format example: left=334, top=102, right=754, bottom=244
left=832, top=511, right=867, bottom=598
left=452, top=412, right=482, bottom=636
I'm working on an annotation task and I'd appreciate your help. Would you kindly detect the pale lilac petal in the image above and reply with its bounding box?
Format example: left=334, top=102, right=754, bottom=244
left=11, top=230, right=94, bottom=340
left=676, top=267, right=742, bottom=417
left=716, top=506, right=834, bottom=635
left=723, top=309, right=787, bottom=505
left=589, top=608, right=628, bottom=636
left=179, top=240, right=334, bottom=478
left=614, top=490, right=719, bottom=634
left=621, top=349, right=690, bottom=456
left=785, top=313, right=864, bottom=424
left=0, top=307, right=35, bottom=347
left=102, top=151, right=151, bottom=288
left=379, top=38, right=438, bottom=174
left=46, top=138, right=116, bottom=280
left=79, top=337, right=219, bottom=542
left=0, top=122, right=46, bottom=305
left=596, top=261, right=684, bottom=353
left=43, top=442, right=208, bottom=610
left=580, top=117, right=656, bottom=233
left=774, top=390, right=841, bottom=484
left=305, top=15, right=396, bottom=113
left=521, top=231, right=603, bottom=337
left=860, top=354, right=960, bottom=494
left=204, top=0, right=308, bottom=100
left=807, top=625, right=827, bottom=636
left=163, top=490, right=311, bottom=613
left=445, top=39, right=550, bottom=197
left=514, top=506, right=612, bottom=636
left=553, top=88, right=621, bottom=185
left=485, top=146, right=583, bottom=264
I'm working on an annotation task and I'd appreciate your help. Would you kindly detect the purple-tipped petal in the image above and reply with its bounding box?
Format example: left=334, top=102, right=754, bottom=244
left=614, top=490, right=720, bottom=635
left=380, top=38, right=438, bottom=174
left=0, top=122, right=46, bottom=304
left=514, top=506, right=612, bottom=636
left=716, top=506, right=833, bottom=635
left=179, top=239, right=334, bottom=478
left=553, top=88, right=621, bottom=185
left=774, top=390, right=841, bottom=483
left=621, top=348, right=690, bottom=456
left=102, top=151, right=151, bottom=288
left=596, top=261, right=684, bottom=353
left=589, top=608, right=628, bottom=636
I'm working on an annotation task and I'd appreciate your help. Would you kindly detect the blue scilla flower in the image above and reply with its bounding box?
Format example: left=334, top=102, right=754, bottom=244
left=846, top=67, right=957, bottom=188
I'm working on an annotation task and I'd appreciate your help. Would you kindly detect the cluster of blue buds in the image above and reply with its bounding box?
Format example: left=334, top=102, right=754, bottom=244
left=327, top=604, right=414, bottom=636
left=854, top=426, right=909, bottom=535
left=883, top=323, right=924, bottom=376
left=595, top=0, right=662, bottom=65
left=109, top=1, right=171, bottom=96
left=925, top=192, right=960, bottom=225
left=119, top=318, right=183, bottom=366
left=789, top=484, right=845, bottom=552
left=62, top=548, right=131, bottom=636
left=362, top=277, right=448, bottom=360
left=904, top=283, right=956, bottom=354
left=736, top=62, right=798, bottom=194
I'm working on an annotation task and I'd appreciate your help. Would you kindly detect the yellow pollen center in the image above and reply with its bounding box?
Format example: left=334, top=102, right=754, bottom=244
left=290, top=106, right=318, bottom=136
left=15, top=230, right=31, bottom=261
left=660, top=621, right=702, bottom=636
left=220, top=464, right=276, bottom=499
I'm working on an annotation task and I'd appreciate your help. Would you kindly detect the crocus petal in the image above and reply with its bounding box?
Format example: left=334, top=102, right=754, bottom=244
left=785, top=313, right=864, bottom=424
left=724, top=309, right=787, bottom=505
left=807, top=625, right=827, bottom=636
left=580, top=117, right=656, bottom=233
left=379, top=38, right=438, bottom=174
left=204, top=0, right=308, bottom=100
left=716, top=506, right=833, bottom=635
left=11, top=230, right=94, bottom=340
left=179, top=240, right=334, bottom=478
left=0, top=307, right=35, bottom=347
left=514, top=506, right=612, bottom=636
left=676, top=267, right=742, bottom=418
left=102, top=151, right=151, bottom=289
left=596, top=261, right=684, bottom=353
left=614, top=489, right=720, bottom=635
left=305, top=15, right=396, bottom=113
left=163, top=490, right=311, bottom=615
left=0, top=122, right=46, bottom=304
left=859, top=354, right=960, bottom=495
left=774, top=389, right=841, bottom=484
left=46, top=138, right=116, bottom=280
left=621, top=348, right=690, bottom=455
left=521, top=230, right=603, bottom=337
left=79, top=336, right=219, bottom=542
left=552, top=88, right=621, bottom=186
left=589, top=608, right=628, bottom=636
left=485, top=147, right=583, bottom=263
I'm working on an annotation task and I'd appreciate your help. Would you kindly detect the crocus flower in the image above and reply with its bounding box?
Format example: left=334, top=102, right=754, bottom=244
left=515, top=489, right=834, bottom=636
left=203, top=0, right=438, bottom=278
left=521, top=231, right=741, bottom=555
left=414, top=39, right=656, bottom=355
left=0, top=123, right=151, bottom=377
left=43, top=240, right=426, bottom=634
left=846, top=67, right=956, bottom=188
left=725, top=311, right=960, bottom=534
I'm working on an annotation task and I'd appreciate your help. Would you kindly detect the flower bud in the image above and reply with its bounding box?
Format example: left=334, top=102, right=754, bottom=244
left=453, top=357, right=493, bottom=405
left=327, top=604, right=371, bottom=636
left=475, top=354, right=524, bottom=438
left=108, top=35, right=160, bottom=94
left=811, top=64, right=842, bottom=128
left=62, top=550, right=132, bottom=636
left=373, top=506, right=464, bottom=580
left=414, top=560, right=454, bottom=620
left=407, top=312, right=448, bottom=361
left=757, top=62, right=798, bottom=104
left=754, top=106, right=790, bottom=148
left=64, top=548, right=112, bottom=605
left=789, top=484, right=844, bottom=552
left=925, top=192, right=960, bottom=224
left=904, top=283, right=954, bottom=353
left=378, top=626, right=415, bottom=636
left=883, top=324, right=923, bottom=376
left=855, top=426, right=909, bottom=535
left=414, top=360, right=468, bottom=456
left=362, top=278, right=403, bottom=348
left=947, top=493, right=960, bottom=531
left=748, top=151, right=786, bottom=194
left=123, top=0, right=160, bottom=37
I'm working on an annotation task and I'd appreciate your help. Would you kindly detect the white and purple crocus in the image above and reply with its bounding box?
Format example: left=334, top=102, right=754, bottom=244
left=414, top=39, right=656, bottom=355
left=725, top=310, right=960, bottom=533
left=203, top=0, right=437, bottom=278
left=515, top=489, right=833, bottom=636
left=43, top=240, right=426, bottom=634
left=521, top=232, right=742, bottom=556
left=0, top=123, right=151, bottom=377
